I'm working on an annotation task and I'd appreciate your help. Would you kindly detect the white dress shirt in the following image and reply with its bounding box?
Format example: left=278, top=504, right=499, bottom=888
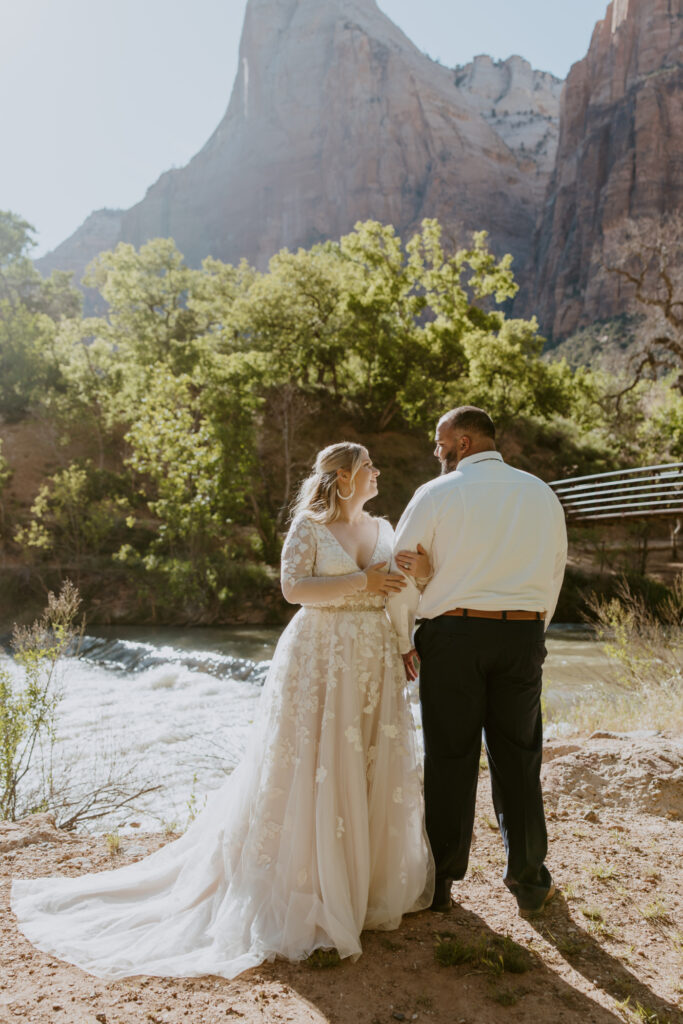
left=386, top=451, right=568, bottom=654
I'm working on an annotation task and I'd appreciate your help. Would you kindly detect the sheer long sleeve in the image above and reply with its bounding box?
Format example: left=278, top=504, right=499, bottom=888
left=281, top=516, right=368, bottom=605
left=386, top=486, right=436, bottom=654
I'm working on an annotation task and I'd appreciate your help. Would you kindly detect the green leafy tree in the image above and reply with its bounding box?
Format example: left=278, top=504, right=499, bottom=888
left=45, top=239, right=206, bottom=463
left=456, top=318, right=576, bottom=427
left=0, top=303, right=62, bottom=421
left=337, top=220, right=426, bottom=429
left=335, top=220, right=570, bottom=431
left=44, top=316, right=127, bottom=468
left=229, top=244, right=350, bottom=392
left=636, top=377, right=683, bottom=462
left=0, top=211, right=81, bottom=420
left=119, top=363, right=260, bottom=603
left=83, top=238, right=202, bottom=375
left=9, top=212, right=683, bottom=618
left=14, top=462, right=129, bottom=567
left=0, top=211, right=48, bottom=307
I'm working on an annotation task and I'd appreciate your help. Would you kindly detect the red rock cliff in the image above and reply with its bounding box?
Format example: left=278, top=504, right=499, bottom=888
left=533, top=0, right=683, bottom=339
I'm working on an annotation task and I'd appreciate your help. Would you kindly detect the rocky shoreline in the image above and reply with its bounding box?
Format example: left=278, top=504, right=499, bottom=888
left=1, top=734, right=681, bottom=1024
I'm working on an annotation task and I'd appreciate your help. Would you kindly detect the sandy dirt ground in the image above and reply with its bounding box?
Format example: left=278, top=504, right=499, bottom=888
left=1, top=739, right=682, bottom=1024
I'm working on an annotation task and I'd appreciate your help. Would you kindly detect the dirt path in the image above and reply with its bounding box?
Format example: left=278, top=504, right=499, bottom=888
left=1, top=739, right=681, bottom=1024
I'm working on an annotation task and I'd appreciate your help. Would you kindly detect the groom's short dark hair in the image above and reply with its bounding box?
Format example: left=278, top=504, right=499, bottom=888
left=440, top=406, right=496, bottom=440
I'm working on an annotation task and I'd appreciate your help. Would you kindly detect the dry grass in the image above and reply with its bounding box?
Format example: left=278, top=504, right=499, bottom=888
left=554, top=690, right=683, bottom=736
left=105, top=831, right=122, bottom=856
left=548, top=576, right=683, bottom=735
left=640, top=899, right=673, bottom=925
left=590, top=863, right=619, bottom=881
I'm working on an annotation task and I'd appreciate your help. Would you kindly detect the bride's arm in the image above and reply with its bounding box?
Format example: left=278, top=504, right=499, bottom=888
left=280, top=516, right=368, bottom=605
left=386, top=488, right=436, bottom=653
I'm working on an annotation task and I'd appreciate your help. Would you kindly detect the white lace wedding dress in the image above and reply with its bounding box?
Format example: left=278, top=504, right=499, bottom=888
left=12, top=514, right=433, bottom=979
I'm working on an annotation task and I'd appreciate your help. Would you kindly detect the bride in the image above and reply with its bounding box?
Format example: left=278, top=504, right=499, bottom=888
left=12, top=442, right=434, bottom=979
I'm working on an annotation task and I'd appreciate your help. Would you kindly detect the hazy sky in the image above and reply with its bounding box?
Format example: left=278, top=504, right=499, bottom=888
left=0, top=0, right=610, bottom=256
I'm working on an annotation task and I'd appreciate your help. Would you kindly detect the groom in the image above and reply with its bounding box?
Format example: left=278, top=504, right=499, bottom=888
left=387, top=406, right=567, bottom=917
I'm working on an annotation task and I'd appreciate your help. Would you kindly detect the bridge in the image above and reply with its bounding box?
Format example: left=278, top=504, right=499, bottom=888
left=548, top=462, right=683, bottom=561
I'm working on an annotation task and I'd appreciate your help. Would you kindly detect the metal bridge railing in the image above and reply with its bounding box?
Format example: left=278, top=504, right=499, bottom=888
left=548, top=462, right=683, bottom=523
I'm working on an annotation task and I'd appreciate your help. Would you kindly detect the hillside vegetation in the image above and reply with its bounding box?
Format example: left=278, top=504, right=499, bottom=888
left=1, top=210, right=682, bottom=624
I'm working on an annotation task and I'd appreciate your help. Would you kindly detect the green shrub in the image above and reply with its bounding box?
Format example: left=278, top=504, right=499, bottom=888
left=434, top=932, right=533, bottom=974
left=14, top=461, right=131, bottom=564
left=0, top=581, right=81, bottom=820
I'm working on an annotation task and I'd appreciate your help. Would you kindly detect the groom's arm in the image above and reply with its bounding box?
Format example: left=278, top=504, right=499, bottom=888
left=544, top=492, right=568, bottom=629
left=386, top=486, right=435, bottom=655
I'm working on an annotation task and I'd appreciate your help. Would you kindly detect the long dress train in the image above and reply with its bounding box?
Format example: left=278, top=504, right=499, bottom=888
left=11, top=514, right=433, bottom=979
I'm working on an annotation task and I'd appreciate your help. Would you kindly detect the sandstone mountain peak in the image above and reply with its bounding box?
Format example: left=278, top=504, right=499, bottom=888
left=40, top=0, right=560, bottom=299
left=34, top=0, right=683, bottom=340
left=452, top=54, right=562, bottom=180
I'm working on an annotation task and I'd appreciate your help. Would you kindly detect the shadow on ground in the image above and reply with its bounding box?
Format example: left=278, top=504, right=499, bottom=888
left=530, top=892, right=682, bottom=1023
left=265, top=900, right=668, bottom=1024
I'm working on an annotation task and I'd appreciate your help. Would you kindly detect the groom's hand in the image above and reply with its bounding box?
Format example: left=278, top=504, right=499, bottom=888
left=396, top=543, right=431, bottom=580
left=402, top=648, right=420, bottom=681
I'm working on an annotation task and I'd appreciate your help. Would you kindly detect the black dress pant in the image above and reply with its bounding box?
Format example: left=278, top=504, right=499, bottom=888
left=415, top=615, right=551, bottom=911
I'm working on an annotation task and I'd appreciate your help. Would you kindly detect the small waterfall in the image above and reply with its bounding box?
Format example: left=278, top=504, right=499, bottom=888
left=75, top=635, right=270, bottom=686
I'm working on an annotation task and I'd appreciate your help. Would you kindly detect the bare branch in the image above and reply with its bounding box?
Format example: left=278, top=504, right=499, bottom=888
left=603, top=214, right=683, bottom=395
left=58, top=781, right=163, bottom=832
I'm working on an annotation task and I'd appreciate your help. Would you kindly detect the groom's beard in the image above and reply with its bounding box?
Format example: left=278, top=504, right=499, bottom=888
left=440, top=451, right=460, bottom=474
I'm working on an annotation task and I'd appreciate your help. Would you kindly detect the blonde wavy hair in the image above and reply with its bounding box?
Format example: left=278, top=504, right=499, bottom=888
left=290, top=442, right=366, bottom=524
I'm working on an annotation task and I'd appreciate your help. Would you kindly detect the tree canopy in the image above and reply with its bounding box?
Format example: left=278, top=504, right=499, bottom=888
left=2, top=210, right=681, bottom=616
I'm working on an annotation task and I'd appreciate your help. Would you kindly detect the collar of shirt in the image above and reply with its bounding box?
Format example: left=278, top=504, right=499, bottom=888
left=457, top=451, right=504, bottom=469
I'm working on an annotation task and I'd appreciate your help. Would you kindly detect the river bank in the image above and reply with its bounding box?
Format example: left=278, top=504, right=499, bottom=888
left=0, top=623, right=623, bottom=835
left=2, top=734, right=681, bottom=1024
left=2, top=536, right=682, bottom=631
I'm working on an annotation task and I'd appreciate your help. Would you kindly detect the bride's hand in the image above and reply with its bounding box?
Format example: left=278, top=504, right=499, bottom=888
left=396, top=543, right=431, bottom=579
left=363, top=562, right=408, bottom=595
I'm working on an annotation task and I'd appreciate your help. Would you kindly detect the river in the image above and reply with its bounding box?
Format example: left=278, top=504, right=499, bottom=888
left=0, top=623, right=612, bottom=833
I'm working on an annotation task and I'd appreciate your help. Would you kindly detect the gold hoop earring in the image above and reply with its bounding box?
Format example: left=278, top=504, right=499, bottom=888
left=337, top=483, right=355, bottom=501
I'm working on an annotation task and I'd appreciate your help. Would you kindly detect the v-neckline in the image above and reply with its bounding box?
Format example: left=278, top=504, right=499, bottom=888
left=320, top=518, right=381, bottom=572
